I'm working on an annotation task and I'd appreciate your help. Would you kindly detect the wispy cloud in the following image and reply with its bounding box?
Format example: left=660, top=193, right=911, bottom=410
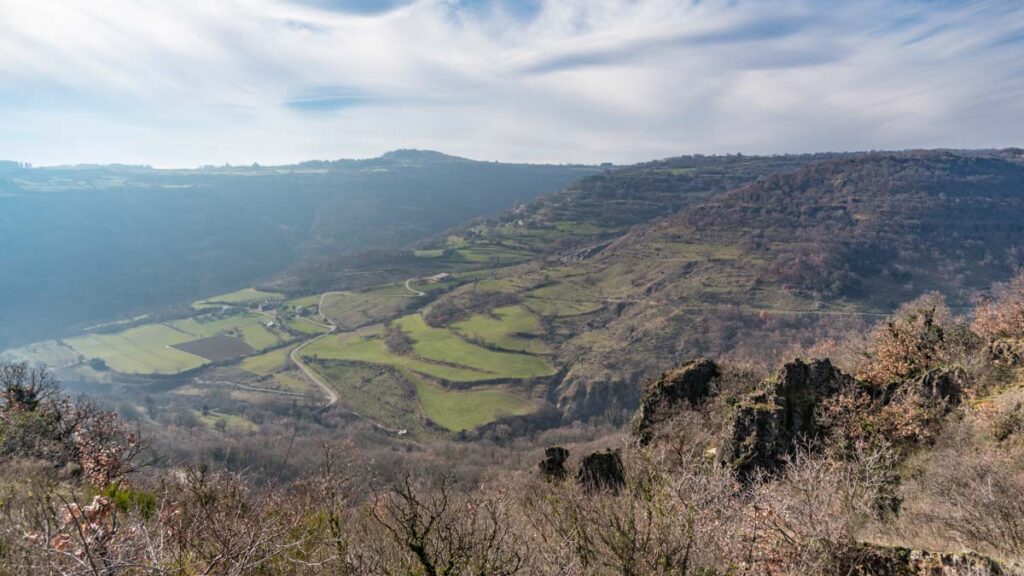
left=0, top=0, right=1020, bottom=166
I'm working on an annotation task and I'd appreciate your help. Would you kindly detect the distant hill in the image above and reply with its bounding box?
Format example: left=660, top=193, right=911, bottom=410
left=412, top=149, right=1024, bottom=419
left=0, top=152, right=594, bottom=349
left=554, top=149, right=1024, bottom=417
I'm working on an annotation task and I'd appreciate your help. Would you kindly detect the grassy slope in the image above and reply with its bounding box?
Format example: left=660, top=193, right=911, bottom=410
left=241, top=346, right=292, bottom=375
left=394, top=315, right=554, bottom=379
left=286, top=318, right=330, bottom=335
left=320, top=289, right=410, bottom=330
left=410, top=374, right=535, bottom=431
left=66, top=325, right=207, bottom=374
left=302, top=331, right=493, bottom=382
left=451, top=305, right=549, bottom=354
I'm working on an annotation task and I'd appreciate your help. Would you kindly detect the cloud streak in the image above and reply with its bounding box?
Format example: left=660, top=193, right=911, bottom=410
left=0, top=0, right=1021, bottom=166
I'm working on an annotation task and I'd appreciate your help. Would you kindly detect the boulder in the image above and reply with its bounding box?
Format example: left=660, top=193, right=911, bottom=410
left=577, top=449, right=625, bottom=492
left=632, top=358, right=720, bottom=445
left=538, top=446, right=569, bottom=481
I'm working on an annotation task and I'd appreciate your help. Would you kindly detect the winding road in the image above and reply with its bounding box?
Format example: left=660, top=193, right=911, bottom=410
left=404, top=278, right=425, bottom=296
left=284, top=291, right=408, bottom=435
left=286, top=292, right=340, bottom=406
left=289, top=327, right=338, bottom=407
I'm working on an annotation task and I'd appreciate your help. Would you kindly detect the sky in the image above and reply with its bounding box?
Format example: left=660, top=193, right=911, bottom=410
left=0, top=0, right=1022, bottom=167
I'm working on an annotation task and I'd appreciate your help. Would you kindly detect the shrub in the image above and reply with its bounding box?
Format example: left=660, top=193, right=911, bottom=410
left=857, top=292, right=977, bottom=386
left=973, top=271, right=1024, bottom=340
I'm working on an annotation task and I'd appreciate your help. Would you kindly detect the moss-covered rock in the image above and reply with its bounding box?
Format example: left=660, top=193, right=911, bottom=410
left=725, top=358, right=856, bottom=479
left=538, top=446, right=569, bottom=481
left=577, top=449, right=625, bottom=492
left=632, top=358, right=720, bottom=445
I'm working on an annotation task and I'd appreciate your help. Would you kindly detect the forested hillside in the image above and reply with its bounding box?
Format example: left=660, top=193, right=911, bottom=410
left=412, top=150, right=1024, bottom=419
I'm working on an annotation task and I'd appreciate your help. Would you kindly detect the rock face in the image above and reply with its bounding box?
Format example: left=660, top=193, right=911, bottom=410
left=632, top=358, right=720, bottom=445
left=538, top=446, right=569, bottom=481
left=577, top=450, right=625, bottom=492
left=726, top=358, right=855, bottom=479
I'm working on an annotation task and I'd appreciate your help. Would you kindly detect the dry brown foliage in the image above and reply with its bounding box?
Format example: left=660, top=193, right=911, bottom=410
left=973, top=271, right=1024, bottom=341
left=857, top=292, right=977, bottom=386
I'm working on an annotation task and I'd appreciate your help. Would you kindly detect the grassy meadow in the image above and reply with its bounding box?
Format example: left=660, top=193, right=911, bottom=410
left=451, top=305, right=549, bottom=354
left=393, top=314, right=555, bottom=379
left=411, top=375, right=536, bottom=431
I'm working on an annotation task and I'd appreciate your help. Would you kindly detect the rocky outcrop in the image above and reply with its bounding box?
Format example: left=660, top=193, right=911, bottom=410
left=577, top=449, right=625, bottom=492
left=914, top=366, right=966, bottom=404
left=538, top=446, right=569, bottom=481
left=632, top=358, right=720, bottom=445
left=834, top=543, right=1019, bottom=575
left=726, top=358, right=856, bottom=479
left=989, top=338, right=1024, bottom=366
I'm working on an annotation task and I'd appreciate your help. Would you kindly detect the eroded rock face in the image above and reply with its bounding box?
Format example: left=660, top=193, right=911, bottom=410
left=632, top=358, right=720, bottom=445
left=538, top=446, right=569, bottom=481
left=577, top=450, right=625, bottom=492
left=726, top=358, right=855, bottom=479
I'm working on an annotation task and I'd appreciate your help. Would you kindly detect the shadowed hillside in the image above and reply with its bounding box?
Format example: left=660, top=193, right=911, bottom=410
left=0, top=153, right=593, bottom=349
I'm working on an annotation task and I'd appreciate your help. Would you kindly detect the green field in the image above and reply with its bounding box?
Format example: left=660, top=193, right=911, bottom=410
left=241, top=346, right=292, bottom=375
left=309, top=360, right=537, bottom=432
left=320, top=289, right=409, bottom=330
left=271, top=372, right=312, bottom=394
left=410, top=374, right=536, bottom=431
left=171, top=313, right=286, bottom=351
left=170, top=313, right=272, bottom=339
left=237, top=324, right=281, bottom=350
left=451, top=305, right=549, bottom=354
left=394, top=315, right=555, bottom=379
left=66, top=325, right=207, bottom=374
left=285, top=294, right=320, bottom=308
left=455, top=246, right=533, bottom=263
left=302, top=331, right=492, bottom=382
left=303, top=313, right=554, bottom=383
left=4, top=309, right=294, bottom=376
left=552, top=221, right=610, bottom=235
left=286, top=317, right=331, bottom=335
left=192, top=288, right=284, bottom=309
